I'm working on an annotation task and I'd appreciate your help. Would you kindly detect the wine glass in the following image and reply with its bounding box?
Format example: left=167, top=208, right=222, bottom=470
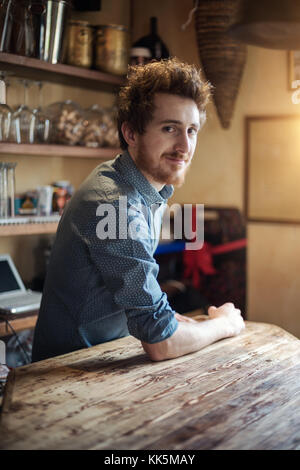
left=0, top=72, right=12, bottom=141
left=10, top=79, right=36, bottom=143
left=32, top=81, right=51, bottom=143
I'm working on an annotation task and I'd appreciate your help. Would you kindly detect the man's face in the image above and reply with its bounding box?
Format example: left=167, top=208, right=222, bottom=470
left=129, top=93, right=204, bottom=189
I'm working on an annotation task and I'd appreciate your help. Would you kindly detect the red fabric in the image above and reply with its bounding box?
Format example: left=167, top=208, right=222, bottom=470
left=183, top=242, right=217, bottom=289
left=183, top=239, right=247, bottom=289
left=211, top=239, right=247, bottom=255
left=182, top=205, right=247, bottom=289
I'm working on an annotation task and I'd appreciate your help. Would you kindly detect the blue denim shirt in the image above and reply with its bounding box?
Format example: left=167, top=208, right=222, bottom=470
left=32, top=151, right=178, bottom=361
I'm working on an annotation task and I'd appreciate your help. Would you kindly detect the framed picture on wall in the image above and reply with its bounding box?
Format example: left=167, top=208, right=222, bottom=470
left=288, top=51, right=300, bottom=90
left=245, top=115, right=300, bottom=224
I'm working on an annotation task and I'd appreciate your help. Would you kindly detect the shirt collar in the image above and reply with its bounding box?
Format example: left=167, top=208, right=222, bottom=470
left=114, top=150, right=174, bottom=206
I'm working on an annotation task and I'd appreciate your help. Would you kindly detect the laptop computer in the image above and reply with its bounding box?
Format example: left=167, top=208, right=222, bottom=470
left=0, top=254, right=42, bottom=314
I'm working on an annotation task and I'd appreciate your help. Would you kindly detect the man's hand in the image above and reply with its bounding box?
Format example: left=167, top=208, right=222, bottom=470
left=142, top=302, right=245, bottom=362
left=208, top=302, right=245, bottom=337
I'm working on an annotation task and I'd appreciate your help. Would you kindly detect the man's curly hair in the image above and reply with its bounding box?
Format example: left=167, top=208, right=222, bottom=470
left=117, top=57, right=212, bottom=150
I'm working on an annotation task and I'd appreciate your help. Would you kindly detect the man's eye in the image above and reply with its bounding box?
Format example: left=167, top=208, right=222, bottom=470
left=163, top=126, right=175, bottom=133
left=188, top=128, right=198, bottom=135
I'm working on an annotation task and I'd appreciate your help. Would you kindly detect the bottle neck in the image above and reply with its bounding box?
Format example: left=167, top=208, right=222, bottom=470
left=150, top=17, right=158, bottom=36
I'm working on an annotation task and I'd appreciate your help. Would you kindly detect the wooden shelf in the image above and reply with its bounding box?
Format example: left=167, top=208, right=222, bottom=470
left=0, top=312, right=38, bottom=337
left=0, top=52, right=125, bottom=91
left=0, top=54, right=122, bottom=237
left=0, top=142, right=121, bottom=159
left=0, top=222, right=58, bottom=237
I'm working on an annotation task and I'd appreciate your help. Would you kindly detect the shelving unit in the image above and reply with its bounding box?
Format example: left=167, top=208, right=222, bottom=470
left=0, top=53, right=124, bottom=237
left=0, top=311, right=38, bottom=336
left=0, top=222, right=59, bottom=237
left=0, top=215, right=61, bottom=237
left=0, top=52, right=125, bottom=91
left=0, top=142, right=121, bottom=159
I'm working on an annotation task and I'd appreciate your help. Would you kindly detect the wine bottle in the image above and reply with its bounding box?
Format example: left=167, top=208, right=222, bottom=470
left=132, top=17, right=169, bottom=61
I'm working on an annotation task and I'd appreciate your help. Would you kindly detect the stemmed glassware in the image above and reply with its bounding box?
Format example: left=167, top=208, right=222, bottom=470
left=10, top=79, right=36, bottom=143
left=32, top=81, right=51, bottom=143
left=0, top=72, right=12, bottom=142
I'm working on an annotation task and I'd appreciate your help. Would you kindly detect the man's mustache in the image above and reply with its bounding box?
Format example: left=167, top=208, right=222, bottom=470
left=164, top=153, right=189, bottom=161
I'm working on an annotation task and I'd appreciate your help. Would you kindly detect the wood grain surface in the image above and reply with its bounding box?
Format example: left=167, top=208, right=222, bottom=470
left=0, top=313, right=299, bottom=450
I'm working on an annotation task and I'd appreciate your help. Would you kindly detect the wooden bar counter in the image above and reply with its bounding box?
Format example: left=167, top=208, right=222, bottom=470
left=0, top=311, right=299, bottom=450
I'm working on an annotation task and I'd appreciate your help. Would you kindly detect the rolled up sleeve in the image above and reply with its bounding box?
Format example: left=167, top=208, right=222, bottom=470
left=85, top=199, right=179, bottom=344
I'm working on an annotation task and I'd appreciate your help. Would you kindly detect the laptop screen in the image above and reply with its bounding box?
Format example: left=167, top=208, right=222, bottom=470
left=0, top=259, right=21, bottom=293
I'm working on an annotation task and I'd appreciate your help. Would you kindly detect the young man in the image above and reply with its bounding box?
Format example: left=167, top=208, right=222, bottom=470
left=32, top=58, right=244, bottom=362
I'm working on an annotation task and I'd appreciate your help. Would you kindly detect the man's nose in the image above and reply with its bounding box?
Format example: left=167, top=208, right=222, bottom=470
left=174, top=132, right=190, bottom=155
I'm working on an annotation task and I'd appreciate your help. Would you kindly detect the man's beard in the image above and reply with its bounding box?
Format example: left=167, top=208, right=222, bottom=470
left=136, top=144, right=191, bottom=188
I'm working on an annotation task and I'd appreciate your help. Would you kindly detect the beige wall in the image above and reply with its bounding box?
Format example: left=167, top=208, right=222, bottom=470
left=2, top=0, right=300, bottom=338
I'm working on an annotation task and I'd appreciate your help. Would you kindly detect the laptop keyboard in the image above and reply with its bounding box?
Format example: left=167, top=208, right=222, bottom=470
left=0, top=293, right=41, bottom=308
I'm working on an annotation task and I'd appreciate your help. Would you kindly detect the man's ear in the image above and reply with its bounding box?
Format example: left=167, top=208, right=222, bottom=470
left=121, top=122, right=137, bottom=148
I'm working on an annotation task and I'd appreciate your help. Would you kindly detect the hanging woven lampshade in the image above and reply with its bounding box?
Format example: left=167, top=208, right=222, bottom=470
left=195, top=0, right=247, bottom=129
left=229, top=0, right=300, bottom=49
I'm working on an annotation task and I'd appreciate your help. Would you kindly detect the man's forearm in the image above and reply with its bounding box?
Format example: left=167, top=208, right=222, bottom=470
left=141, top=317, right=231, bottom=362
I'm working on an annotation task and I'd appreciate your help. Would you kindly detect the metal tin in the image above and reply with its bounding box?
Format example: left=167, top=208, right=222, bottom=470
left=67, top=20, right=93, bottom=68
left=40, top=0, right=72, bottom=64
left=94, top=24, right=129, bottom=75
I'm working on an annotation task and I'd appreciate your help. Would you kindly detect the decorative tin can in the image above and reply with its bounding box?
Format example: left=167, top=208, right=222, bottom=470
left=94, top=24, right=129, bottom=75
left=66, top=20, right=93, bottom=68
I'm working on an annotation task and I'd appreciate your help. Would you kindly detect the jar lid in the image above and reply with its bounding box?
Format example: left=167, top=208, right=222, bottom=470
left=44, top=0, right=72, bottom=4
left=130, top=47, right=151, bottom=58
left=68, top=20, right=91, bottom=27
left=95, top=24, right=128, bottom=32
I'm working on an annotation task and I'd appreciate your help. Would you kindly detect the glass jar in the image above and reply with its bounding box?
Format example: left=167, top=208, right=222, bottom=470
left=46, top=100, right=85, bottom=145
left=81, top=104, right=106, bottom=148
left=130, top=47, right=151, bottom=66
left=0, top=102, right=11, bottom=141
left=102, top=106, right=119, bottom=148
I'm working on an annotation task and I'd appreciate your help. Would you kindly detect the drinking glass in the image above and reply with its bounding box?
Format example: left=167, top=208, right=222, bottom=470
left=0, top=72, right=11, bottom=141
left=0, top=102, right=11, bottom=141
left=11, top=0, right=35, bottom=57
left=0, top=162, right=8, bottom=218
left=0, top=0, right=15, bottom=53
left=10, top=79, right=36, bottom=143
left=0, top=161, right=17, bottom=217
left=32, top=81, right=51, bottom=143
left=7, top=161, right=16, bottom=216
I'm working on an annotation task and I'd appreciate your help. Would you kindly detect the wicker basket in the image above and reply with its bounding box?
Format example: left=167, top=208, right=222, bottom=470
left=195, top=0, right=247, bottom=128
